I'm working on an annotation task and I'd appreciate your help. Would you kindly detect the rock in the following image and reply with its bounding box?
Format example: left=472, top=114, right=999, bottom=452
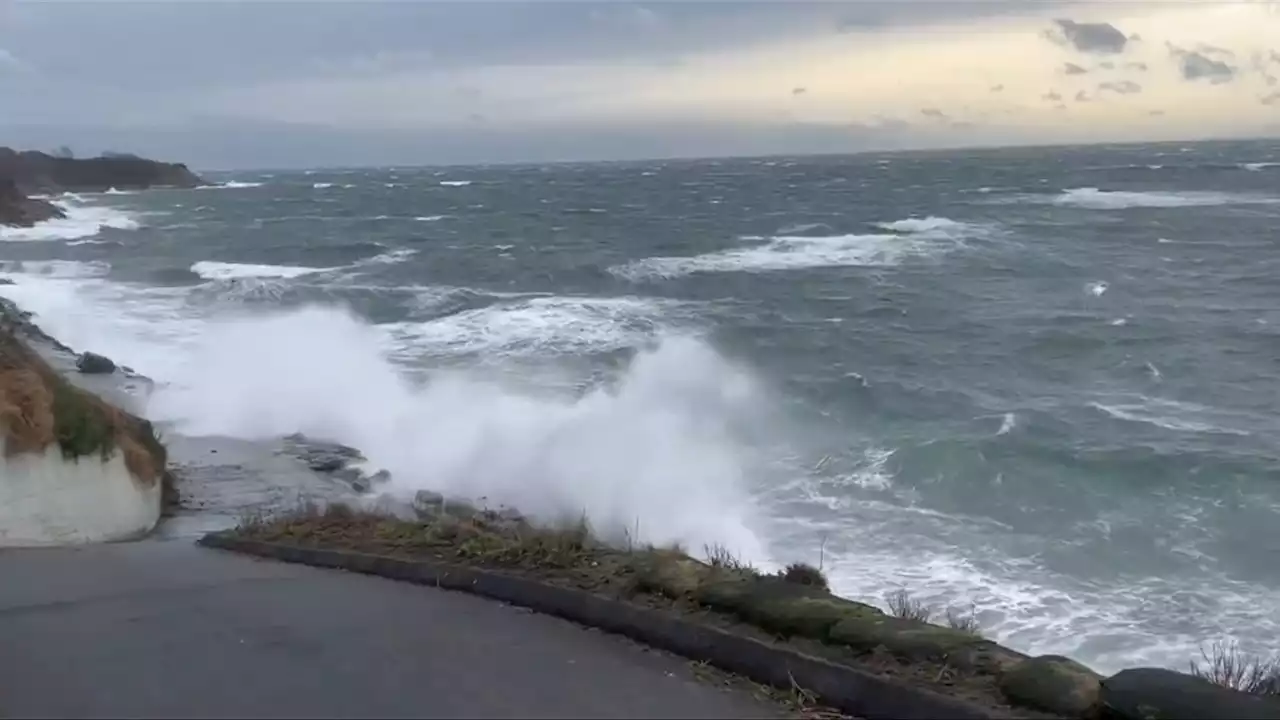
left=413, top=490, right=445, bottom=516
left=76, top=351, right=117, bottom=374
left=999, top=654, right=1102, bottom=717
left=0, top=178, right=65, bottom=228
left=1100, top=667, right=1280, bottom=720
left=0, top=278, right=14, bottom=285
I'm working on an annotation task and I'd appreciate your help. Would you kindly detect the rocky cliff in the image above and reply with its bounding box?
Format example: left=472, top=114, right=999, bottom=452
left=0, top=147, right=204, bottom=194
left=0, top=299, right=173, bottom=545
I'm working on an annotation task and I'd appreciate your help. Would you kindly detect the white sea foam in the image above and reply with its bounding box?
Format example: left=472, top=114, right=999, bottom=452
left=414, top=215, right=447, bottom=222
left=189, top=261, right=328, bottom=280
left=439, top=180, right=472, bottom=187
left=0, top=197, right=141, bottom=242
left=0, top=260, right=110, bottom=279
left=1050, top=187, right=1278, bottom=209
left=196, top=181, right=264, bottom=190
left=1090, top=398, right=1252, bottom=436
left=385, top=295, right=687, bottom=359
left=1241, top=162, right=1279, bottom=171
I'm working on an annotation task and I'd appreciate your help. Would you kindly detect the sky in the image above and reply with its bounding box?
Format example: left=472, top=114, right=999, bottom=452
left=1, top=0, right=1279, bottom=169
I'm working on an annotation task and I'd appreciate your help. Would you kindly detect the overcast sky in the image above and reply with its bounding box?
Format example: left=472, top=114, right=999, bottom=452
left=2, top=0, right=1279, bottom=169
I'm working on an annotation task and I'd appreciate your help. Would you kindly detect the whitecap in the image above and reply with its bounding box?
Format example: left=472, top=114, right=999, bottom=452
left=189, top=261, right=327, bottom=281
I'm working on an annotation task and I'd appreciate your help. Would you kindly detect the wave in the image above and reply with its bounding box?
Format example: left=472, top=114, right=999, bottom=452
left=1049, top=187, right=1279, bottom=210
left=385, top=295, right=691, bottom=360
left=0, top=259, right=110, bottom=279
left=1091, top=397, right=1252, bottom=436
left=610, top=217, right=979, bottom=280
left=190, top=261, right=329, bottom=281
left=0, top=197, right=142, bottom=243
left=92, top=304, right=770, bottom=558
left=1242, top=162, right=1280, bottom=172
left=196, top=181, right=265, bottom=190
left=414, top=215, right=448, bottom=222
left=438, top=180, right=472, bottom=187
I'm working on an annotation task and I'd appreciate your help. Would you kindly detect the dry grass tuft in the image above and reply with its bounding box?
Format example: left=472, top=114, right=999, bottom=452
left=1189, top=640, right=1280, bottom=696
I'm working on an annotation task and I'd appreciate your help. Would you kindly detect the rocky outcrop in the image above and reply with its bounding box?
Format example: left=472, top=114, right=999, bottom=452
left=76, top=351, right=117, bottom=375
left=0, top=178, right=65, bottom=228
left=0, top=302, right=173, bottom=546
left=0, top=146, right=204, bottom=194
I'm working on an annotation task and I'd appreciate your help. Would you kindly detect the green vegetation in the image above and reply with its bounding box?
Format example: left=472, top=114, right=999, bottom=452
left=50, top=378, right=115, bottom=461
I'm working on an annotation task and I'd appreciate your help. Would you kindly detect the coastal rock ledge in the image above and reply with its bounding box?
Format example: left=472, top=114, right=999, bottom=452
left=0, top=307, right=172, bottom=546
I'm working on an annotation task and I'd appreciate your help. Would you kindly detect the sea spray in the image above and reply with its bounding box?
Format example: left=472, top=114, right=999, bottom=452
left=144, top=305, right=775, bottom=562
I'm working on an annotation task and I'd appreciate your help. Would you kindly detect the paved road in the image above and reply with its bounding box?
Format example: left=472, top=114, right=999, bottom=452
left=0, top=541, right=781, bottom=719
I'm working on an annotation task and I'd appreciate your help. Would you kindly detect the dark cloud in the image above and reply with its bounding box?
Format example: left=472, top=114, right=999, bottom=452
left=1043, top=90, right=1062, bottom=102
left=920, top=108, right=948, bottom=120
left=1099, top=80, right=1142, bottom=95
left=792, top=86, right=807, bottom=96
left=990, top=84, right=1005, bottom=92
left=1197, top=44, right=1235, bottom=58
left=1063, top=62, right=1088, bottom=75
left=1148, top=109, right=1165, bottom=116
left=1075, top=90, right=1090, bottom=102
left=1051, top=19, right=1129, bottom=54
left=1263, top=91, right=1280, bottom=106
left=1271, top=50, right=1280, bottom=65
left=1169, top=44, right=1236, bottom=83
left=1099, top=61, right=1115, bottom=70
left=1128, top=33, right=1142, bottom=42
left=1126, top=62, right=1148, bottom=72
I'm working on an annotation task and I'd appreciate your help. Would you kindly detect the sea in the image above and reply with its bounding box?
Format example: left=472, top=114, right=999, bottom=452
left=2, top=139, right=1278, bottom=676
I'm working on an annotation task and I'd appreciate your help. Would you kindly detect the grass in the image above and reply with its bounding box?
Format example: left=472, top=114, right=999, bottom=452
left=51, top=378, right=116, bottom=461
left=1189, top=640, right=1280, bottom=696
left=227, top=499, right=1063, bottom=719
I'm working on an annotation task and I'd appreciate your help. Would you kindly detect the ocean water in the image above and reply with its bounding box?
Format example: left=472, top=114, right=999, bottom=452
left=2, top=140, right=1279, bottom=675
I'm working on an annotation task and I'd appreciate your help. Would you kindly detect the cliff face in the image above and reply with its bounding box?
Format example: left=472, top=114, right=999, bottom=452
left=0, top=147, right=204, bottom=195
left=0, top=304, right=172, bottom=545
left=0, top=178, right=65, bottom=228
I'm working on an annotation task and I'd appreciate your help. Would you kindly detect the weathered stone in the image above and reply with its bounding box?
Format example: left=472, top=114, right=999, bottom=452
left=1101, top=667, right=1280, bottom=720
left=413, top=490, right=446, bottom=517
left=76, top=351, right=117, bottom=374
left=999, top=654, right=1102, bottom=717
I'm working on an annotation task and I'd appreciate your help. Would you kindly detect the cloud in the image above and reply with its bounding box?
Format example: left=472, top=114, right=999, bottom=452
left=1263, top=91, right=1280, bottom=105
left=989, top=84, right=1004, bottom=92
left=1197, top=43, right=1235, bottom=58
left=1075, top=90, right=1090, bottom=102
left=1051, top=19, right=1129, bottom=54
left=1148, top=109, right=1165, bottom=116
left=1126, top=62, right=1149, bottom=72
left=792, top=86, right=807, bottom=95
left=1043, top=90, right=1063, bottom=102
left=1064, top=62, right=1088, bottom=75
left=1099, top=61, right=1116, bottom=70
left=1099, top=80, right=1142, bottom=95
left=1170, top=44, right=1237, bottom=83
left=920, top=107, right=948, bottom=120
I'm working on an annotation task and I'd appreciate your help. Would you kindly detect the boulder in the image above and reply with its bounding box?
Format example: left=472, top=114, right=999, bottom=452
left=1100, top=667, right=1280, bottom=720
left=999, top=654, right=1102, bottom=718
left=76, top=351, right=117, bottom=375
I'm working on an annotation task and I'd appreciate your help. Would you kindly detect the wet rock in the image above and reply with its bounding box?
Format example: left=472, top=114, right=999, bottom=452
left=0, top=278, right=13, bottom=285
left=0, top=177, right=65, bottom=227
left=1000, top=654, right=1101, bottom=717
left=76, top=351, right=117, bottom=374
left=413, top=490, right=446, bottom=516
left=1100, top=667, right=1280, bottom=720
left=278, top=433, right=390, bottom=493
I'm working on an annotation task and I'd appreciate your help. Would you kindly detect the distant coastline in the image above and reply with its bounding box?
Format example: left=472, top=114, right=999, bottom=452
left=0, top=147, right=203, bottom=228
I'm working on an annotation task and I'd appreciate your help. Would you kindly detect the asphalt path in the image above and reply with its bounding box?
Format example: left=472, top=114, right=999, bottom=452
left=0, top=540, right=782, bottom=719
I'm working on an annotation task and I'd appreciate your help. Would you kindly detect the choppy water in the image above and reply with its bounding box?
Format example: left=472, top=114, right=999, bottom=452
left=3, top=139, right=1280, bottom=674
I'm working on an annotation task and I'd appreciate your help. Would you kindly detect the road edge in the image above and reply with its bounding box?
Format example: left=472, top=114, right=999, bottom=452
left=197, top=532, right=1006, bottom=720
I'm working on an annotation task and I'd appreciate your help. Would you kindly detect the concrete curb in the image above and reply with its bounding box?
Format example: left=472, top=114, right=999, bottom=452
left=198, top=533, right=1007, bottom=720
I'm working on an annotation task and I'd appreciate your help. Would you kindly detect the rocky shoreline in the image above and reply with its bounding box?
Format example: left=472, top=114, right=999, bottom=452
left=0, top=146, right=204, bottom=228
